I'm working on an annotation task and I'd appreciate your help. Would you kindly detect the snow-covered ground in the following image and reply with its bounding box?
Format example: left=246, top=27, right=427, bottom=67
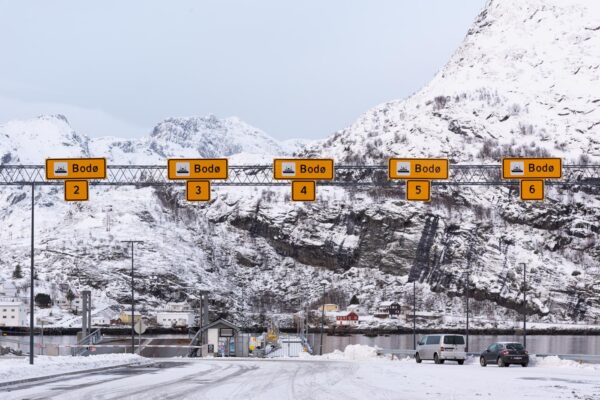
left=1, top=346, right=600, bottom=399
left=0, top=354, right=147, bottom=384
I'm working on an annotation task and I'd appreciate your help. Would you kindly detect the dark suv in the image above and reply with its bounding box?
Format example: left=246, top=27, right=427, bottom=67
left=480, top=342, right=529, bottom=367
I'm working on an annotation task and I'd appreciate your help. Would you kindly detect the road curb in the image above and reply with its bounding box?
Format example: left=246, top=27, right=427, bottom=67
left=0, top=360, right=155, bottom=388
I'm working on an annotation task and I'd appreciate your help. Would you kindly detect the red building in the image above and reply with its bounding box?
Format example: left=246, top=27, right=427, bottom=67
left=336, top=311, right=359, bottom=326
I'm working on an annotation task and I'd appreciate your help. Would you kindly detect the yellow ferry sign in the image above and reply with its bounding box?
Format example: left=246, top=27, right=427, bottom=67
left=389, top=158, right=448, bottom=180
left=502, top=158, right=562, bottom=179
left=46, top=158, right=106, bottom=180
left=273, top=159, right=334, bottom=180
left=167, top=159, right=228, bottom=180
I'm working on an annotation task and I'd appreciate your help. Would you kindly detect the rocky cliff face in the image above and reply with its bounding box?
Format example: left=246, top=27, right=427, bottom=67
left=0, top=0, right=599, bottom=329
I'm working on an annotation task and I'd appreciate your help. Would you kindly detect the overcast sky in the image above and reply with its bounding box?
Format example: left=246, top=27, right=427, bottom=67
left=0, top=0, right=485, bottom=140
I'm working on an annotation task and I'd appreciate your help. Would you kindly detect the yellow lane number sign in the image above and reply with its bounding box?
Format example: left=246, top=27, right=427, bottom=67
left=274, top=159, right=334, bottom=180
left=46, top=158, right=106, bottom=180
left=502, top=158, right=562, bottom=179
left=520, top=179, right=544, bottom=201
left=406, top=180, right=431, bottom=202
left=168, top=159, right=228, bottom=180
left=389, top=158, right=448, bottom=180
left=292, top=181, right=316, bottom=201
left=64, top=180, right=89, bottom=201
left=186, top=180, right=211, bottom=201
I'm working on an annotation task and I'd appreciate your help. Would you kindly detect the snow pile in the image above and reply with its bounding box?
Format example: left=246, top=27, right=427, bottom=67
left=320, top=345, right=382, bottom=361
left=531, top=355, right=599, bottom=369
left=0, top=354, right=149, bottom=384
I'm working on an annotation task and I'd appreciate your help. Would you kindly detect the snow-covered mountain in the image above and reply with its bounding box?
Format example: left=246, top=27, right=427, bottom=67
left=0, top=113, right=307, bottom=165
left=1, top=0, right=599, bottom=330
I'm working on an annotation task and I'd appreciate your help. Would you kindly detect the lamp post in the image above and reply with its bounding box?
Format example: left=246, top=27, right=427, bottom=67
left=413, top=280, right=416, bottom=350
left=465, top=252, right=472, bottom=353
left=319, top=279, right=328, bottom=356
left=520, top=262, right=527, bottom=348
left=122, top=240, right=143, bottom=354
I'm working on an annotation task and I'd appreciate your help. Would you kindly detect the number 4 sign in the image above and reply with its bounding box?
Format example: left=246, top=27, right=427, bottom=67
left=520, top=179, right=544, bottom=201
left=292, top=181, right=316, bottom=201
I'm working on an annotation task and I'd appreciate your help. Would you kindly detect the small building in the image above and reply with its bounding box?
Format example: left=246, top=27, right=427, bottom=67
left=119, top=310, right=142, bottom=324
left=375, top=301, right=401, bottom=319
left=0, top=300, right=28, bottom=327
left=191, top=319, right=242, bottom=357
left=335, top=311, right=359, bottom=327
left=346, top=304, right=366, bottom=315
left=0, top=281, right=18, bottom=298
left=317, top=304, right=339, bottom=313
left=156, top=302, right=196, bottom=328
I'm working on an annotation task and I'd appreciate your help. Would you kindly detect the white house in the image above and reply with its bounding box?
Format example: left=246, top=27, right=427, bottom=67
left=0, top=281, right=18, bottom=298
left=0, top=300, right=28, bottom=327
left=156, top=302, right=195, bottom=328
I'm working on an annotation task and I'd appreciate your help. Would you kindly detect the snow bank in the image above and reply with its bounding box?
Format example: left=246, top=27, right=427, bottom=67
left=309, top=344, right=382, bottom=361
left=531, top=355, right=599, bottom=370
left=0, top=354, right=149, bottom=384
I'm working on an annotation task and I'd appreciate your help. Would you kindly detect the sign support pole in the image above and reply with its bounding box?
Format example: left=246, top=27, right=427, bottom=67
left=29, top=182, right=35, bottom=365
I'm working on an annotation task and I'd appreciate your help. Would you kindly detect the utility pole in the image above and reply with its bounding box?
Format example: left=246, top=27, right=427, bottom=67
left=413, top=280, right=416, bottom=350
left=520, top=262, right=527, bottom=348
left=122, top=240, right=143, bottom=354
left=465, top=252, right=471, bottom=353
left=29, top=182, right=35, bottom=365
left=319, top=280, right=328, bottom=356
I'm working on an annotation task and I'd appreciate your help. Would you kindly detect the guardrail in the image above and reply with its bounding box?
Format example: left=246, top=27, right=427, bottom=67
left=377, top=349, right=600, bottom=364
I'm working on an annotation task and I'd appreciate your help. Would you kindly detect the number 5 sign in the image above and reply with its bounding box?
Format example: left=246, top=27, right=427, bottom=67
left=406, top=180, right=431, bottom=202
left=520, top=179, right=544, bottom=201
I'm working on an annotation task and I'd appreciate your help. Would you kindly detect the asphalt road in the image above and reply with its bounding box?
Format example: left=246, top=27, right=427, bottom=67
left=2, top=358, right=600, bottom=400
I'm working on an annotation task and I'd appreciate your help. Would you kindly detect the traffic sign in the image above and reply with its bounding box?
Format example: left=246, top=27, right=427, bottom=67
left=64, top=180, right=89, bottom=201
left=274, top=159, right=334, bottom=180
left=134, top=319, right=147, bottom=335
left=186, top=180, right=211, bottom=201
left=502, top=158, right=562, bottom=179
left=389, top=158, right=448, bottom=180
left=520, top=179, right=544, bottom=201
left=167, top=159, right=228, bottom=180
left=406, top=180, right=431, bottom=201
left=46, top=158, right=106, bottom=180
left=291, top=181, right=316, bottom=201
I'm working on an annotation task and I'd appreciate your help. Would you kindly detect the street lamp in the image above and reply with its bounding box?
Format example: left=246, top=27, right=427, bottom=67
left=122, top=240, right=144, bottom=354
left=520, top=262, right=527, bottom=348
left=413, top=280, right=417, bottom=350
left=465, top=252, right=472, bottom=353
left=319, top=279, right=329, bottom=356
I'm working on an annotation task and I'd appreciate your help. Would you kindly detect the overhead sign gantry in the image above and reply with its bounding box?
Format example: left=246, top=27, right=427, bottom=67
left=45, top=158, right=106, bottom=201
left=167, top=158, right=228, bottom=201
left=502, top=158, right=562, bottom=201
left=388, top=158, right=449, bottom=201
left=273, top=159, right=334, bottom=201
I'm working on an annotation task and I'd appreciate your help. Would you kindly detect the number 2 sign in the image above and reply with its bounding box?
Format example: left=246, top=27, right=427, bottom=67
left=64, top=180, right=89, bottom=201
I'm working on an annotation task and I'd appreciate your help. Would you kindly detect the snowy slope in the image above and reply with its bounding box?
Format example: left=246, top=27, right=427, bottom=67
left=305, top=0, right=600, bottom=163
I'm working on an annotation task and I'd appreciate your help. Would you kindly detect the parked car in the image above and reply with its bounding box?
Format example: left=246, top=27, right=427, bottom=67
left=415, top=334, right=466, bottom=364
left=479, top=342, right=529, bottom=367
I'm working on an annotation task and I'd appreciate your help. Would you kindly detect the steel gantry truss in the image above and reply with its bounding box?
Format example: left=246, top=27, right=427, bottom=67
left=0, top=164, right=599, bottom=186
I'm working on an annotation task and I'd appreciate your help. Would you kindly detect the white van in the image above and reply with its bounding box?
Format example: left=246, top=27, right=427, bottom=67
left=415, top=334, right=466, bottom=364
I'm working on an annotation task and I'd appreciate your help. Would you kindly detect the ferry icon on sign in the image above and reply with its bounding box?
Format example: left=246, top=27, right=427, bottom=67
left=396, top=161, right=411, bottom=176
left=175, top=162, right=190, bottom=177
left=54, top=162, right=68, bottom=176
left=282, top=162, right=296, bottom=177
left=510, top=161, right=525, bottom=176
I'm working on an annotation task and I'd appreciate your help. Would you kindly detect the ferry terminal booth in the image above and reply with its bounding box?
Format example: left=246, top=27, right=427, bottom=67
left=195, top=319, right=245, bottom=357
